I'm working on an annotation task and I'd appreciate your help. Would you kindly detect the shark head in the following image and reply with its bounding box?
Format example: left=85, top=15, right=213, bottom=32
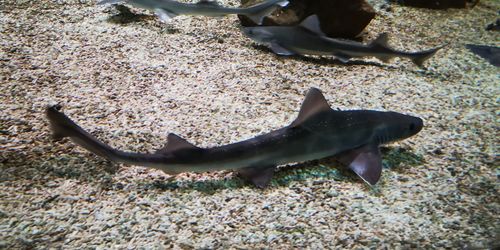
left=241, top=27, right=275, bottom=44
left=374, top=112, right=423, bottom=144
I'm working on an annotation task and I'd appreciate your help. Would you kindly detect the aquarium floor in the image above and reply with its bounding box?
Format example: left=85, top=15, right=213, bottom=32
left=1, top=0, right=498, bottom=248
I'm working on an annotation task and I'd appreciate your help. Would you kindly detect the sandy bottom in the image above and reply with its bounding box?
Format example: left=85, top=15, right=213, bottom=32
left=1, top=0, right=498, bottom=248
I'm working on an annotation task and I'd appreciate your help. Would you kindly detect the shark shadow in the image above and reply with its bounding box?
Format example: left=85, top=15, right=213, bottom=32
left=140, top=146, right=424, bottom=194
left=105, top=4, right=152, bottom=24
left=250, top=44, right=396, bottom=68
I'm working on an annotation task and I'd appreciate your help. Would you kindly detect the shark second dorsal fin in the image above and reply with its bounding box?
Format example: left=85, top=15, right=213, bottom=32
left=290, top=88, right=331, bottom=127
left=369, top=33, right=390, bottom=48
left=156, top=133, right=199, bottom=154
left=299, top=15, right=325, bottom=36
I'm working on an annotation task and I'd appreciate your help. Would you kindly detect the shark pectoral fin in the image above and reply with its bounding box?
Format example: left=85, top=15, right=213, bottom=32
left=156, top=133, right=200, bottom=154
left=299, top=15, right=325, bottom=36
left=238, top=165, right=276, bottom=188
left=290, top=88, right=332, bottom=127
left=337, top=144, right=382, bottom=186
left=154, top=8, right=177, bottom=22
left=270, top=42, right=295, bottom=56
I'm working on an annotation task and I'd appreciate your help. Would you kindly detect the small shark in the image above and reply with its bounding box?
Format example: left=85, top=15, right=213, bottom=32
left=46, top=88, right=423, bottom=188
left=466, top=44, right=500, bottom=67
left=98, top=0, right=288, bottom=25
left=241, top=15, right=443, bottom=66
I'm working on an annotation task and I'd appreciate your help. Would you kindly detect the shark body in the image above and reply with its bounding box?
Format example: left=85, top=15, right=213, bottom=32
left=242, top=15, right=443, bottom=66
left=47, top=88, right=423, bottom=188
left=98, top=0, right=288, bottom=24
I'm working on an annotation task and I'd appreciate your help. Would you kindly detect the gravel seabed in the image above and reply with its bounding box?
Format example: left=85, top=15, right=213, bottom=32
left=0, top=0, right=499, bottom=248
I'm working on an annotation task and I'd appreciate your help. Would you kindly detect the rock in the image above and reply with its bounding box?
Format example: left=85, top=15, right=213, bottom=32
left=238, top=0, right=376, bottom=39
left=391, top=0, right=479, bottom=9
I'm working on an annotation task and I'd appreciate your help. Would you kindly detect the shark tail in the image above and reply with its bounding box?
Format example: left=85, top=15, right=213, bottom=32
left=46, top=105, right=121, bottom=161
left=369, top=33, right=444, bottom=66
left=243, top=0, right=289, bottom=25
left=97, top=0, right=125, bottom=5
left=409, top=45, right=444, bottom=67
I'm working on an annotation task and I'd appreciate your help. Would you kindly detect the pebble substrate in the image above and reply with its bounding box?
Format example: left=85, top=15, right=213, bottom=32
left=0, top=0, right=498, bottom=248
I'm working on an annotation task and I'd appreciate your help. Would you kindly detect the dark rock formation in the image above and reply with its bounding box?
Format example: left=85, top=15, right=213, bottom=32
left=391, top=0, right=479, bottom=9
left=238, top=0, right=376, bottom=39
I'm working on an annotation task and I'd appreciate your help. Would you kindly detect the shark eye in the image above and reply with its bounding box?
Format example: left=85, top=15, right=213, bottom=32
left=409, top=123, right=416, bottom=131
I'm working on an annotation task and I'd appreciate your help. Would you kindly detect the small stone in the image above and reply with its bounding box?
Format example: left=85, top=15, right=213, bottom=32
left=327, top=190, right=339, bottom=197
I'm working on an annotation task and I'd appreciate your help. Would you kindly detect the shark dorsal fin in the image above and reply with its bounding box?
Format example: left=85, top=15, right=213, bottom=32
left=156, top=133, right=199, bottom=154
left=290, top=88, right=331, bottom=127
left=299, top=15, right=325, bottom=36
left=196, top=0, right=220, bottom=6
left=369, top=33, right=390, bottom=48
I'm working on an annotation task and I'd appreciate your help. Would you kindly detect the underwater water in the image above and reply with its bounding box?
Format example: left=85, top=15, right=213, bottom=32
left=0, top=0, right=498, bottom=248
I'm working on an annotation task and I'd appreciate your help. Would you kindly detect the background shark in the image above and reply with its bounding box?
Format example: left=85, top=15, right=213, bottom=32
left=46, top=88, right=423, bottom=188
left=242, top=15, right=443, bottom=66
left=98, top=0, right=288, bottom=24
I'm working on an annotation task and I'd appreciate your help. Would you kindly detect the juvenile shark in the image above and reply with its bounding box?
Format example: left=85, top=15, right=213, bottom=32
left=98, top=0, right=288, bottom=25
left=46, top=88, right=423, bottom=188
left=242, top=15, right=443, bottom=66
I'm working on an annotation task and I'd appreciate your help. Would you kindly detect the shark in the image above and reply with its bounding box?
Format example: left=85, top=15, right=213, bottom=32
left=465, top=44, right=500, bottom=67
left=46, top=88, right=423, bottom=188
left=241, top=15, right=443, bottom=66
left=98, top=0, right=288, bottom=25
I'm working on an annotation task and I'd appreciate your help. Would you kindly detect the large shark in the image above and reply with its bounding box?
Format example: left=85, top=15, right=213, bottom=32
left=98, top=0, right=288, bottom=25
left=241, top=15, right=443, bottom=66
left=46, top=88, right=423, bottom=188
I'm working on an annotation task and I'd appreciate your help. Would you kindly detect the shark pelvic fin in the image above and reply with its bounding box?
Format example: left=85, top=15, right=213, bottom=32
left=270, top=42, right=295, bottom=56
left=156, top=133, right=199, bottom=154
left=154, top=8, right=177, bottom=22
left=290, top=88, right=331, bottom=127
left=299, top=15, right=325, bottom=36
left=238, top=165, right=276, bottom=188
left=332, top=52, right=352, bottom=63
left=337, top=144, right=382, bottom=186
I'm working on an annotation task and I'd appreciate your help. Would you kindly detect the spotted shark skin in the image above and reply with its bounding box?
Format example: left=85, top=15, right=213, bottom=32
left=46, top=88, right=423, bottom=188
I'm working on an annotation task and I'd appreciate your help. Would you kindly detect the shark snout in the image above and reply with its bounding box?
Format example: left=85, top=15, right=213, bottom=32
left=407, top=116, right=424, bottom=136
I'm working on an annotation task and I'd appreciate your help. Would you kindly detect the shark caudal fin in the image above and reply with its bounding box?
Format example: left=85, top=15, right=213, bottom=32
left=46, top=105, right=119, bottom=160
left=97, top=0, right=125, bottom=5
left=410, top=45, right=444, bottom=67
left=244, top=0, right=289, bottom=25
